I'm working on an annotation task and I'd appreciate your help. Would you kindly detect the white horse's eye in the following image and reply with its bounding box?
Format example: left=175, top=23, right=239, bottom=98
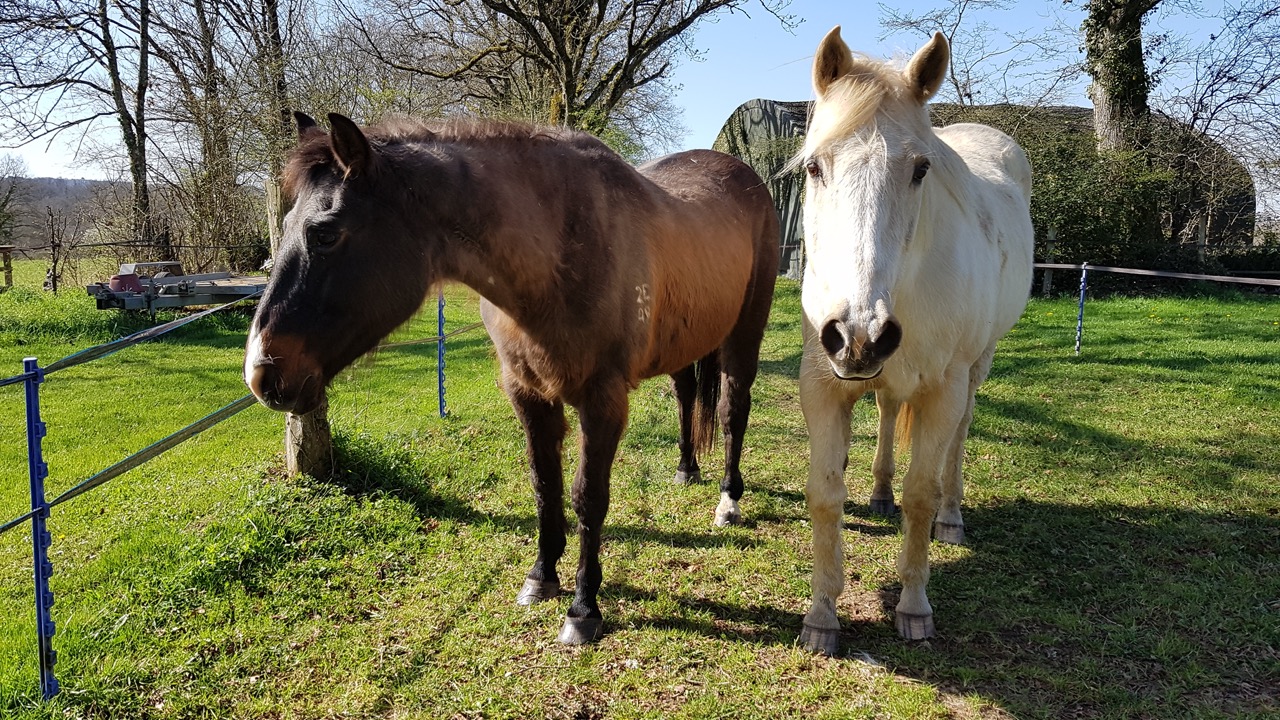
left=912, top=160, right=931, bottom=185
left=805, top=159, right=823, bottom=180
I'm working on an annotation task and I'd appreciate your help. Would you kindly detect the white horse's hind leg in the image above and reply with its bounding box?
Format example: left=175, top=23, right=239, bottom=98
left=798, top=356, right=855, bottom=655
left=870, top=392, right=899, bottom=515
left=896, top=375, right=967, bottom=640
left=934, top=347, right=995, bottom=545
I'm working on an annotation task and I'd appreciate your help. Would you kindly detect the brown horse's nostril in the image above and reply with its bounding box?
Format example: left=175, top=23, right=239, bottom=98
left=247, top=361, right=284, bottom=408
left=820, top=319, right=848, bottom=356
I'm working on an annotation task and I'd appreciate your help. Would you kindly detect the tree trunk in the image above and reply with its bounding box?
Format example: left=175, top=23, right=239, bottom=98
left=263, top=0, right=292, bottom=250
left=285, top=394, right=334, bottom=479
left=1083, top=0, right=1164, bottom=249
left=1084, top=0, right=1159, bottom=153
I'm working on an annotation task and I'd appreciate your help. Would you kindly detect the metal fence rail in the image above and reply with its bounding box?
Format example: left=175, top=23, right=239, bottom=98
left=1033, top=263, right=1280, bottom=356
left=0, top=295, right=261, bottom=700
left=0, top=288, right=492, bottom=701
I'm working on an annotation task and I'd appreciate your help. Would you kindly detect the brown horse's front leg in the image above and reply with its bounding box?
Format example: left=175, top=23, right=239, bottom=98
left=509, top=388, right=569, bottom=606
left=560, top=382, right=629, bottom=645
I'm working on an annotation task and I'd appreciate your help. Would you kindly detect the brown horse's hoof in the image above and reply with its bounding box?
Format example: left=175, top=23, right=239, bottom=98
left=799, top=623, right=841, bottom=656
left=895, top=612, right=935, bottom=640
left=869, top=498, right=898, bottom=516
left=557, top=616, right=604, bottom=645
left=933, top=521, right=965, bottom=545
left=673, top=469, right=702, bottom=484
left=714, top=495, right=742, bottom=527
left=515, top=578, right=560, bottom=605
left=714, top=508, right=742, bottom=527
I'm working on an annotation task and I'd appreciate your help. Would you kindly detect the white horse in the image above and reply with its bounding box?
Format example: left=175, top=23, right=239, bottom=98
left=794, top=28, right=1034, bottom=654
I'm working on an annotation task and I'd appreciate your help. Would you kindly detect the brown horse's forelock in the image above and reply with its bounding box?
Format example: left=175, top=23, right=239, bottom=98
left=282, top=132, right=339, bottom=200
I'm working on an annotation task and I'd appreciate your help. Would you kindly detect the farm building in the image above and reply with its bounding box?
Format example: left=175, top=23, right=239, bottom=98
left=714, top=99, right=1257, bottom=277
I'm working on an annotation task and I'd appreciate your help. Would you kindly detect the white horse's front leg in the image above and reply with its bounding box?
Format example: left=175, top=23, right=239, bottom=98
left=798, top=354, right=855, bottom=655
left=896, top=375, right=967, bottom=639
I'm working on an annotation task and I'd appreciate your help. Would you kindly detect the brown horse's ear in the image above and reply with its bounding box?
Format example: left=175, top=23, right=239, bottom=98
left=813, top=26, right=855, bottom=99
left=903, top=32, right=950, bottom=104
left=327, top=113, right=372, bottom=178
left=294, top=111, right=319, bottom=135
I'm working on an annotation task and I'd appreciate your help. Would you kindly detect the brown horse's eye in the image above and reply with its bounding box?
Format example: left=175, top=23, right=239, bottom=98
left=805, top=159, right=822, bottom=181
left=307, top=226, right=340, bottom=253
left=912, top=160, right=931, bottom=185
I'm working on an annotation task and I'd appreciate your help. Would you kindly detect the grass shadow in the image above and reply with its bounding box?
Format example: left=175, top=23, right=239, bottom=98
left=859, top=499, right=1280, bottom=717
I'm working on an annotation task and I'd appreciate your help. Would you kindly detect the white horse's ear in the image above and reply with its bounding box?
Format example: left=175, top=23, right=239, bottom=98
left=813, top=26, right=855, bottom=99
left=327, top=113, right=372, bottom=178
left=903, top=32, right=950, bottom=103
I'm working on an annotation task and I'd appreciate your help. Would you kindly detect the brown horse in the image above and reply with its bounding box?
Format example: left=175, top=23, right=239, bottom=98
left=244, top=113, right=779, bottom=644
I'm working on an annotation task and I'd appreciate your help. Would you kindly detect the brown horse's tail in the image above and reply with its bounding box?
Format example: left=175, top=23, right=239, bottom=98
left=692, top=351, right=721, bottom=455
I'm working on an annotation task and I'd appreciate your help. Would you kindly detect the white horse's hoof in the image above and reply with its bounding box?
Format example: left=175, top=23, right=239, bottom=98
left=515, top=578, right=560, bottom=605
left=895, top=612, right=935, bottom=640
left=799, top=623, right=841, bottom=656
left=673, top=469, right=702, bottom=484
left=869, top=498, right=897, bottom=516
left=557, top=616, right=604, bottom=645
left=933, top=521, right=965, bottom=545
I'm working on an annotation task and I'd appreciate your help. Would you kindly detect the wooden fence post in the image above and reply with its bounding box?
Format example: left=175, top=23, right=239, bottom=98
left=285, top=393, right=333, bottom=479
left=1041, top=227, right=1057, bottom=298
left=0, top=245, right=13, bottom=292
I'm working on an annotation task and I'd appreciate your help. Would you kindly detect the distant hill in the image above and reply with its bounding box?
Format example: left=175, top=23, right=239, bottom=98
left=3, top=176, right=126, bottom=248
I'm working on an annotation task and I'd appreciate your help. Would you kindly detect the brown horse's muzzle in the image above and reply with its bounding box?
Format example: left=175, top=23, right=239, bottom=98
left=244, top=328, right=326, bottom=414
left=819, top=313, right=903, bottom=381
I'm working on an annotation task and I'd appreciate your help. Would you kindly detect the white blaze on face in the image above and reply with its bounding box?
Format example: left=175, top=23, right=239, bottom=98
left=803, top=130, right=893, bottom=332
left=244, top=322, right=267, bottom=390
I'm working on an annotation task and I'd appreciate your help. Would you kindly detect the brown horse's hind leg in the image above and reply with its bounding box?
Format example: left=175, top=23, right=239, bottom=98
left=510, top=388, right=569, bottom=606
left=560, top=380, right=629, bottom=645
left=714, top=271, right=773, bottom=527
left=670, top=365, right=702, bottom=485
left=716, top=358, right=755, bottom=526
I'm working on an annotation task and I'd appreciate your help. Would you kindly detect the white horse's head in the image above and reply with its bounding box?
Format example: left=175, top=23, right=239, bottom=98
left=798, top=27, right=950, bottom=381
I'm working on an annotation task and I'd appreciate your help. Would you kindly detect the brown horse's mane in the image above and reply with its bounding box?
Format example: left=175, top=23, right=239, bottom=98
left=282, top=116, right=608, bottom=198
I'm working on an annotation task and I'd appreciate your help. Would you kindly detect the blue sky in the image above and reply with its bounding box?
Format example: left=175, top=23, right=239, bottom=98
left=669, top=0, right=1092, bottom=149
left=11, top=0, right=1216, bottom=178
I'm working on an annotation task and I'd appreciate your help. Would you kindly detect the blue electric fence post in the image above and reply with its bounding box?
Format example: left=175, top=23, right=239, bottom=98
left=23, top=357, right=58, bottom=699
left=437, top=288, right=447, bottom=418
left=1075, top=263, right=1089, bottom=356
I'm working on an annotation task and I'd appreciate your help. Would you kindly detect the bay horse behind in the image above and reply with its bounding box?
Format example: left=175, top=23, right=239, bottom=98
left=244, top=113, right=779, bottom=644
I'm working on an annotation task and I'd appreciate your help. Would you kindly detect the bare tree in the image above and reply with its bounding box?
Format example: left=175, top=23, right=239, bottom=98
left=879, top=0, right=1079, bottom=107
left=0, top=0, right=167, bottom=257
left=1153, top=2, right=1280, bottom=232
left=342, top=0, right=794, bottom=153
left=0, top=155, right=27, bottom=245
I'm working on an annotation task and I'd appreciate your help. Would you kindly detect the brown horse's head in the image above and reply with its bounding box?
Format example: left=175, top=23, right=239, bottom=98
left=245, top=112, right=434, bottom=414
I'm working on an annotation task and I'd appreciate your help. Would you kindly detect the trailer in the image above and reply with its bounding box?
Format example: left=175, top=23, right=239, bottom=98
left=86, top=262, right=268, bottom=312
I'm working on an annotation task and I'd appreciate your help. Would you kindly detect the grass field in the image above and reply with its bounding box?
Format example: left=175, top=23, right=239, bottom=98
left=1, top=258, right=1278, bottom=719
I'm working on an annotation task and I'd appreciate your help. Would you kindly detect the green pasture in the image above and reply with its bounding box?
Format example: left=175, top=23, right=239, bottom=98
left=1, top=258, right=1277, bottom=718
